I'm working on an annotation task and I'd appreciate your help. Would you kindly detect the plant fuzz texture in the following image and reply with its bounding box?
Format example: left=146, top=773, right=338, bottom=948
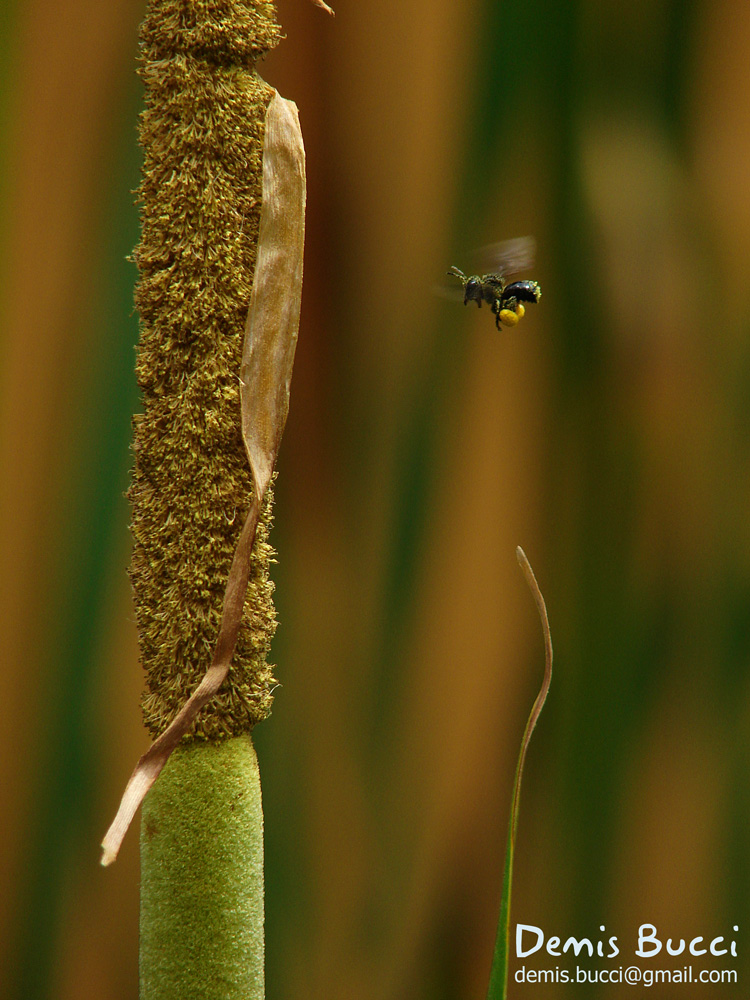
left=130, top=0, right=283, bottom=742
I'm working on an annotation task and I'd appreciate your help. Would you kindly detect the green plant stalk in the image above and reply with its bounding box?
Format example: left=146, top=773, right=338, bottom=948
left=485, top=737, right=526, bottom=1000
left=140, top=737, right=264, bottom=1000
left=486, top=548, right=553, bottom=1000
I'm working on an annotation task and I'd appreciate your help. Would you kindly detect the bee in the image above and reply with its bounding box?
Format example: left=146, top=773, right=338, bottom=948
left=447, top=236, right=541, bottom=330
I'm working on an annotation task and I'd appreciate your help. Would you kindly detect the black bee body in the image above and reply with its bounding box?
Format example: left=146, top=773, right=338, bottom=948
left=502, top=280, right=542, bottom=305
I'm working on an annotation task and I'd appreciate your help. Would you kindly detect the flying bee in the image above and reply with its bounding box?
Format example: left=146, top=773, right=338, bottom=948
left=446, top=236, right=541, bottom=330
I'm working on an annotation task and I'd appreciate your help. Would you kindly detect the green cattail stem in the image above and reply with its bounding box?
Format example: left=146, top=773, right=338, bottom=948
left=140, top=736, right=265, bottom=1000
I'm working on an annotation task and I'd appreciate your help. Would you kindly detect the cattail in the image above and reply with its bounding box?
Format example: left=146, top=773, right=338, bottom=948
left=102, top=2, right=309, bottom=996
left=132, top=0, right=282, bottom=744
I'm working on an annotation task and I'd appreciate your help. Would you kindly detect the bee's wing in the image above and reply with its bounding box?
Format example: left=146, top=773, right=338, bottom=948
left=472, top=236, right=536, bottom=278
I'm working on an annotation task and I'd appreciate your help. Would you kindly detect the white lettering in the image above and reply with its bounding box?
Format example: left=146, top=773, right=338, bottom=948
left=710, top=935, right=727, bottom=956
left=516, top=924, right=544, bottom=958
left=563, top=936, right=593, bottom=957
left=546, top=936, right=561, bottom=956
left=636, top=924, right=662, bottom=957
left=689, top=936, right=706, bottom=956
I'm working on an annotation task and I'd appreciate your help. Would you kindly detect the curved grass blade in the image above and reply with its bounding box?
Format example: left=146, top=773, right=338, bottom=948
left=486, top=546, right=553, bottom=1000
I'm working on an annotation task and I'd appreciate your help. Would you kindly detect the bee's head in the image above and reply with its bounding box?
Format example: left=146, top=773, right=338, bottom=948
left=464, top=277, right=482, bottom=305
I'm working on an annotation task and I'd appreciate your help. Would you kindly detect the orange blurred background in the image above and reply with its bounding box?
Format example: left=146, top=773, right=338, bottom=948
left=2, top=1, right=750, bottom=997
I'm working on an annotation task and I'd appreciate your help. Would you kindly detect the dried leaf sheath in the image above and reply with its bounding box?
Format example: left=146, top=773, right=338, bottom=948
left=242, top=93, right=306, bottom=500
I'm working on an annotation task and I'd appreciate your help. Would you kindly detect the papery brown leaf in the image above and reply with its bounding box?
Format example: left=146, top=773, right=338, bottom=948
left=101, top=500, right=261, bottom=865
left=241, top=92, right=306, bottom=501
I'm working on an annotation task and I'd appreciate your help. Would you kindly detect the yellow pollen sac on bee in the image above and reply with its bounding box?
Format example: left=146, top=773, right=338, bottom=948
left=499, top=302, right=525, bottom=327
